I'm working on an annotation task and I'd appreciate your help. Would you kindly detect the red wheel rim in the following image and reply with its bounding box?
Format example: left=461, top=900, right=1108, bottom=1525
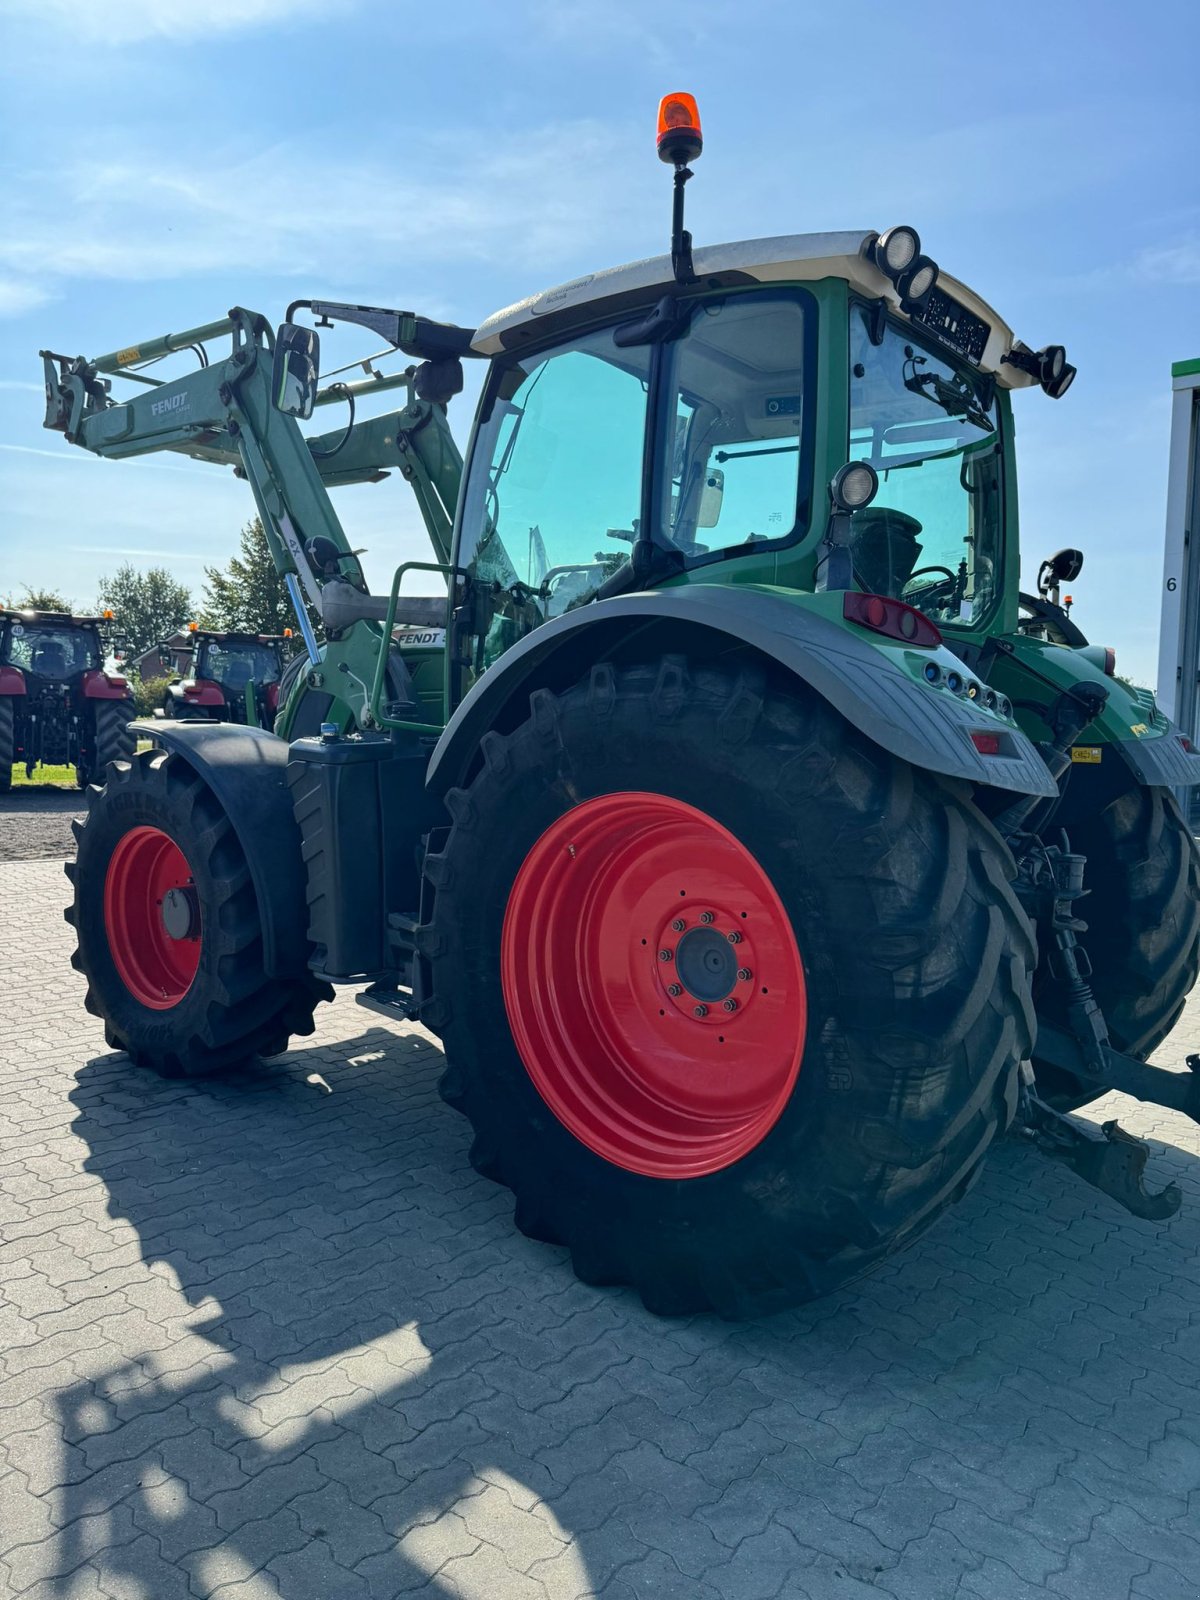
left=501, top=793, right=807, bottom=1178
left=103, top=826, right=201, bottom=1009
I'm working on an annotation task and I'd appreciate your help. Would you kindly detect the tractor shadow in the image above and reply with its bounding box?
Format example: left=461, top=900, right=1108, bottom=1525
left=54, top=1019, right=1200, bottom=1596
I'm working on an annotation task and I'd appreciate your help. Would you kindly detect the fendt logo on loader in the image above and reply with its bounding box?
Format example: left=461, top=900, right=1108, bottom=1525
left=151, top=391, right=187, bottom=418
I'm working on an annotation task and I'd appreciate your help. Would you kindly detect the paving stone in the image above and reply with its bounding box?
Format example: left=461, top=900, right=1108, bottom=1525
left=6, top=857, right=1200, bottom=1600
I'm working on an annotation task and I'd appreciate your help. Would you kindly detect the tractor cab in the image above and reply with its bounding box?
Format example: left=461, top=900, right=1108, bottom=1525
left=0, top=610, right=102, bottom=686
left=450, top=223, right=1063, bottom=701
left=160, top=628, right=288, bottom=727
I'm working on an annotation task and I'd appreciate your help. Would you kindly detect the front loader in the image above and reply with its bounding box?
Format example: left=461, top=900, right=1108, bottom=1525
left=42, top=95, right=1200, bottom=1316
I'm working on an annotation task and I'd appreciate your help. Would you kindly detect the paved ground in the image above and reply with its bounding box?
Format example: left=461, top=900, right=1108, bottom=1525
left=0, top=794, right=84, bottom=863
left=2, top=856, right=1199, bottom=1600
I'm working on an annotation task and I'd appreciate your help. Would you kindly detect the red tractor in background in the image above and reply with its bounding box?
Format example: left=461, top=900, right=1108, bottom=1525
left=0, top=608, right=135, bottom=790
left=151, top=626, right=291, bottom=728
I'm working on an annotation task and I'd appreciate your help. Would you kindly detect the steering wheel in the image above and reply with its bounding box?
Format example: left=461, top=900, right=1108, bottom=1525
left=905, top=565, right=958, bottom=586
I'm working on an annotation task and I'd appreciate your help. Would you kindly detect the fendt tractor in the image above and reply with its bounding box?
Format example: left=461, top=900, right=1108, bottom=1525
left=39, top=98, right=1200, bottom=1316
left=0, top=607, right=134, bottom=791
left=155, top=626, right=291, bottom=728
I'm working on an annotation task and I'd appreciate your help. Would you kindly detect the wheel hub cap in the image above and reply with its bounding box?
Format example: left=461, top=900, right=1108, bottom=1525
left=501, top=791, right=807, bottom=1178
left=103, top=826, right=201, bottom=1009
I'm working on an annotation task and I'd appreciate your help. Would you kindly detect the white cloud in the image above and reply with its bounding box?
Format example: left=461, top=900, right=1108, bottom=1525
left=0, top=121, right=646, bottom=310
left=0, top=278, right=50, bottom=317
left=1134, top=238, right=1200, bottom=286
left=2, top=0, right=343, bottom=45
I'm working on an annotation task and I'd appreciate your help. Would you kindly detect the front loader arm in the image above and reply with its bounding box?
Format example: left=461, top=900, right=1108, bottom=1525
left=42, top=310, right=463, bottom=573
left=42, top=308, right=365, bottom=598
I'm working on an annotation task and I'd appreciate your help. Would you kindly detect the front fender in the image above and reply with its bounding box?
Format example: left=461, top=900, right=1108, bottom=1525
left=133, top=721, right=306, bottom=976
left=992, top=636, right=1200, bottom=788
left=428, top=587, right=1057, bottom=798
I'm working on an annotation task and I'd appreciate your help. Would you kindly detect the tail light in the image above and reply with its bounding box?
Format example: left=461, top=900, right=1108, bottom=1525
left=843, top=592, right=942, bottom=648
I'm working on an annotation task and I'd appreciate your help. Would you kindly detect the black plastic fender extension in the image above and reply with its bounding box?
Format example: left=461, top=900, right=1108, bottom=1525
left=129, top=721, right=308, bottom=977
left=427, top=586, right=1058, bottom=799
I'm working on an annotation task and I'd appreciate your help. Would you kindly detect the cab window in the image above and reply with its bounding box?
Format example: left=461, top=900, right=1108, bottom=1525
left=848, top=306, right=1003, bottom=625
left=658, top=292, right=811, bottom=559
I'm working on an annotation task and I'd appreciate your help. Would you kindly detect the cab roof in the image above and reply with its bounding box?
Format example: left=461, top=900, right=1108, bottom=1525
left=472, top=230, right=1035, bottom=388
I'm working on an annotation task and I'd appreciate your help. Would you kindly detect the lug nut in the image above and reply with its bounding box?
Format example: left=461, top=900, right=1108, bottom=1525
left=737, top=967, right=752, bottom=981
left=667, top=983, right=682, bottom=997
left=693, top=1004, right=708, bottom=1018
left=671, top=918, right=686, bottom=932
left=723, top=998, right=739, bottom=1013
left=699, top=911, right=715, bottom=924
left=727, top=930, right=742, bottom=944
left=658, top=949, right=673, bottom=962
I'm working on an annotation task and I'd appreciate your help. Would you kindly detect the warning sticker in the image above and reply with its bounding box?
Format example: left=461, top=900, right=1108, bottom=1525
left=1070, top=746, right=1102, bottom=764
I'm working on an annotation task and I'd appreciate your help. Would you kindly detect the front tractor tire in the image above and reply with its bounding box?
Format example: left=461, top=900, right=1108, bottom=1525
left=1033, top=782, right=1200, bottom=1107
left=426, top=661, right=1036, bottom=1317
left=66, top=749, right=330, bottom=1077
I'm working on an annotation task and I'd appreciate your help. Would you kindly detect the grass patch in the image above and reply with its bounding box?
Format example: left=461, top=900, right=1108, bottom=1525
left=12, top=764, right=77, bottom=789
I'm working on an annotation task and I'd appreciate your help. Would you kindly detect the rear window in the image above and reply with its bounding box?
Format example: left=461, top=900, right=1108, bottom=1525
left=1, top=624, right=99, bottom=677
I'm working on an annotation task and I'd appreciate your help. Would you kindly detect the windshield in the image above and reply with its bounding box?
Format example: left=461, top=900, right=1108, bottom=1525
left=200, top=641, right=280, bottom=687
left=848, top=306, right=1003, bottom=626
left=1, top=622, right=99, bottom=678
left=456, top=325, right=651, bottom=672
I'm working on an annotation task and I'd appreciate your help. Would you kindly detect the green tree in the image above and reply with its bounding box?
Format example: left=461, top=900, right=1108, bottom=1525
left=7, top=586, right=72, bottom=611
left=96, top=564, right=193, bottom=657
left=201, top=518, right=299, bottom=637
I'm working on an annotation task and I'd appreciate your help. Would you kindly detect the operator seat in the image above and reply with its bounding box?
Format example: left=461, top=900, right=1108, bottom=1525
left=847, top=507, right=924, bottom=598
left=31, top=640, right=68, bottom=678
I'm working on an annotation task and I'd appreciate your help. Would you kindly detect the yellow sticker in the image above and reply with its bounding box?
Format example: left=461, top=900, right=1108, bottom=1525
left=114, top=346, right=141, bottom=366
left=1071, top=746, right=1102, bottom=764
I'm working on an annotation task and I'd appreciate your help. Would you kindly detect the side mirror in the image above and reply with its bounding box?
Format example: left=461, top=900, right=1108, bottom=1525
left=697, top=466, right=724, bottom=528
left=271, top=323, right=320, bottom=419
left=1038, top=547, right=1084, bottom=600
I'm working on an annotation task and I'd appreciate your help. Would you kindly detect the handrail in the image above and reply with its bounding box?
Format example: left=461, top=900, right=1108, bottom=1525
left=369, top=561, right=460, bottom=732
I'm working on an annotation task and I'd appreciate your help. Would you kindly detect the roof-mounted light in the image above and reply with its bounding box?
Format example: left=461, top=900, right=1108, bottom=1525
left=657, top=93, right=703, bottom=166
left=899, top=255, right=938, bottom=310
left=870, top=225, right=920, bottom=282
left=1004, top=341, right=1077, bottom=399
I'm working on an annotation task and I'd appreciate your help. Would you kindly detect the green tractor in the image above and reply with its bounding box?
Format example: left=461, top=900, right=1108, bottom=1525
left=41, top=97, right=1200, bottom=1316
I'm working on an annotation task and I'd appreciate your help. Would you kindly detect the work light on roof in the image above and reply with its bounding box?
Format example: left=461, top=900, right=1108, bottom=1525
left=872, top=225, right=920, bottom=280
left=899, top=256, right=938, bottom=310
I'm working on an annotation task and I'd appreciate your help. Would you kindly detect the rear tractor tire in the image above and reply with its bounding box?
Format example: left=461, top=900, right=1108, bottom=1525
left=77, top=700, right=136, bottom=789
left=66, top=748, right=331, bottom=1077
left=0, top=699, right=12, bottom=794
left=425, top=660, right=1036, bottom=1317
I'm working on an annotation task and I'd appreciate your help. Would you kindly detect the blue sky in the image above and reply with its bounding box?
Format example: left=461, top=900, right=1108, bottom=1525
left=0, top=0, right=1196, bottom=682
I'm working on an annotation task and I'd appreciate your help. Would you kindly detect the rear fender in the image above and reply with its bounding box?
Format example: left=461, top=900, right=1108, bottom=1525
left=81, top=669, right=132, bottom=701
left=0, top=666, right=26, bottom=695
left=427, top=587, right=1057, bottom=798
left=131, top=721, right=307, bottom=976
